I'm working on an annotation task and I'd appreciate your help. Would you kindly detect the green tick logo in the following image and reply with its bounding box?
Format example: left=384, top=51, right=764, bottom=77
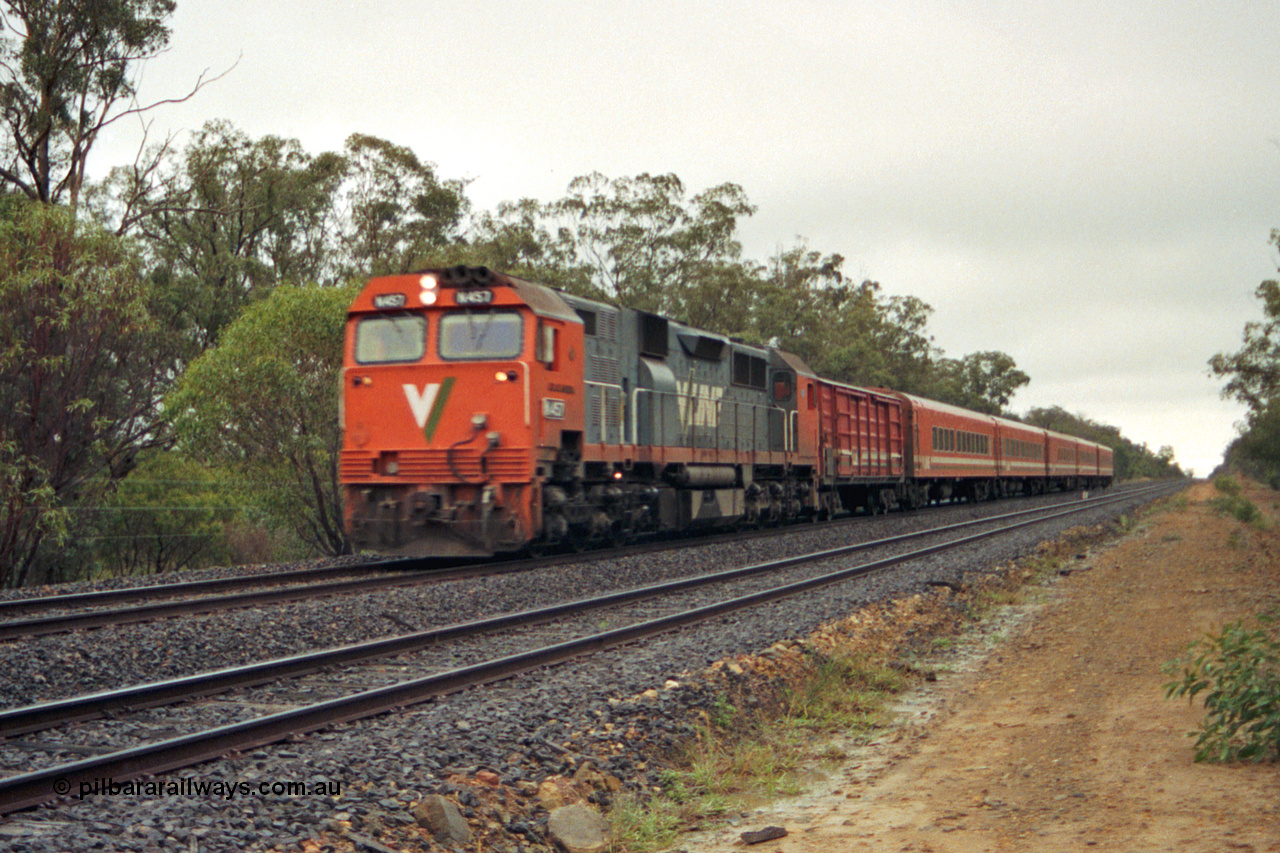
left=403, top=377, right=455, bottom=441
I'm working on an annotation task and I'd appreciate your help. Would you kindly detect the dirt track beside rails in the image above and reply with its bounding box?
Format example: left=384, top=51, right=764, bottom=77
left=680, top=481, right=1280, bottom=853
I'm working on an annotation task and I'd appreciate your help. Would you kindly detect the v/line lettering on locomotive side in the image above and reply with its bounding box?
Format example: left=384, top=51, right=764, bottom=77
left=676, top=380, right=724, bottom=428
left=403, top=377, right=455, bottom=440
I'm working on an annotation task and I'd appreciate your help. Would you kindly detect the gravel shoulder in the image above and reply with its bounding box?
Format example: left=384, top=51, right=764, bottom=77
left=681, top=481, right=1280, bottom=853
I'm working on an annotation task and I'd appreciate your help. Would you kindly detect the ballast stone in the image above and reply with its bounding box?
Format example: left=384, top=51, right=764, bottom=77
left=547, top=803, right=611, bottom=853
left=412, top=794, right=472, bottom=845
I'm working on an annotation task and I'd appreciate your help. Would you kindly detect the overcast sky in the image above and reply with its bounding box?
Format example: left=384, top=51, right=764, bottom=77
left=94, top=0, right=1280, bottom=476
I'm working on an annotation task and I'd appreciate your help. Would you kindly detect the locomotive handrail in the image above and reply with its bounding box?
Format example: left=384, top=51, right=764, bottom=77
left=625, top=386, right=795, bottom=454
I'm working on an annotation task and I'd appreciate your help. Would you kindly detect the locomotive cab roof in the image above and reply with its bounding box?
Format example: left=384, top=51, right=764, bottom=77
left=349, top=265, right=583, bottom=325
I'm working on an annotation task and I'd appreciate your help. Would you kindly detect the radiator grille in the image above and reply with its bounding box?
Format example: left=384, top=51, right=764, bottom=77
left=596, top=307, right=618, bottom=341
left=586, top=353, right=620, bottom=385
left=340, top=448, right=532, bottom=483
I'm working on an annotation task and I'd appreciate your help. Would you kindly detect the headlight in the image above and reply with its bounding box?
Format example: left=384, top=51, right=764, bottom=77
left=419, top=274, right=439, bottom=305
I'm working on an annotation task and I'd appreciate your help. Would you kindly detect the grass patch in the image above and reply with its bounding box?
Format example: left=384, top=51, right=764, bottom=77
left=609, top=792, right=683, bottom=851
left=609, top=654, right=913, bottom=851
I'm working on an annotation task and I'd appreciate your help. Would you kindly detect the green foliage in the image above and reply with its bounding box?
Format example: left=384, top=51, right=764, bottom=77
left=1209, top=493, right=1262, bottom=526
left=608, top=792, right=683, bottom=852
left=931, top=350, right=1031, bottom=414
left=1214, top=475, right=1243, bottom=496
left=1210, top=234, right=1280, bottom=478
left=91, top=452, right=240, bottom=575
left=450, top=197, right=595, bottom=294
left=1221, top=399, right=1280, bottom=487
left=612, top=652, right=913, bottom=850
left=95, top=124, right=471, bottom=355
left=1210, top=276, right=1280, bottom=415
left=1207, top=474, right=1264, bottom=525
left=337, top=133, right=469, bottom=277
left=97, top=120, right=348, bottom=351
left=167, top=283, right=358, bottom=556
left=1164, top=612, right=1280, bottom=762
left=0, top=201, right=175, bottom=587
left=545, top=171, right=757, bottom=317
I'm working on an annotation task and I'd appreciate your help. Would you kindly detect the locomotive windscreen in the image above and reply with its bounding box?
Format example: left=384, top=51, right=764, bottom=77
left=438, top=310, right=524, bottom=359
left=354, top=315, right=427, bottom=363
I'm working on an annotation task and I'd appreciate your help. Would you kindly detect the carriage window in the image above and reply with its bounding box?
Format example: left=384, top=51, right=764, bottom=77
left=439, top=310, right=523, bottom=360
left=355, top=315, right=427, bottom=364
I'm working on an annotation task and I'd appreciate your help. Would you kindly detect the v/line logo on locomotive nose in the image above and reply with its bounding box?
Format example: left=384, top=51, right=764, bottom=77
left=402, top=377, right=455, bottom=440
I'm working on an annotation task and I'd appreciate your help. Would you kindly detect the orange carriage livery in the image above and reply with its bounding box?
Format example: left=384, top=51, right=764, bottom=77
left=340, top=266, right=1114, bottom=557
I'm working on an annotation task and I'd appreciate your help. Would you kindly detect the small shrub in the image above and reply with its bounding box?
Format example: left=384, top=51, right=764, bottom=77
left=1164, top=612, right=1280, bottom=762
left=1209, top=493, right=1262, bottom=526
left=1214, top=475, right=1243, bottom=496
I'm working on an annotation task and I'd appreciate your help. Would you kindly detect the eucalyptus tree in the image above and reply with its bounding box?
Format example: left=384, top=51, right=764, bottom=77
left=0, top=0, right=190, bottom=208
left=0, top=201, right=175, bottom=587
left=929, top=350, right=1030, bottom=415
left=1210, top=239, right=1280, bottom=480
left=166, top=283, right=358, bottom=557
left=334, top=133, right=470, bottom=278
left=94, top=120, right=347, bottom=354
left=1210, top=277, right=1280, bottom=416
left=547, top=172, right=756, bottom=317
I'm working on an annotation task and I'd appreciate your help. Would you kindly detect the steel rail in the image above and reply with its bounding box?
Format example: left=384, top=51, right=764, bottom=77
left=0, top=561, right=518, bottom=641
left=0, top=484, right=1153, bottom=640
left=0, top=486, right=1166, bottom=739
left=0, top=560, right=423, bottom=618
left=0, top=482, right=1181, bottom=815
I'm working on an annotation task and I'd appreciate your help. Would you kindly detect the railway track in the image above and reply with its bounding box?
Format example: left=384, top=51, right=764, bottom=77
left=0, top=484, right=1152, bottom=641
left=0, top=481, right=1179, bottom=815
